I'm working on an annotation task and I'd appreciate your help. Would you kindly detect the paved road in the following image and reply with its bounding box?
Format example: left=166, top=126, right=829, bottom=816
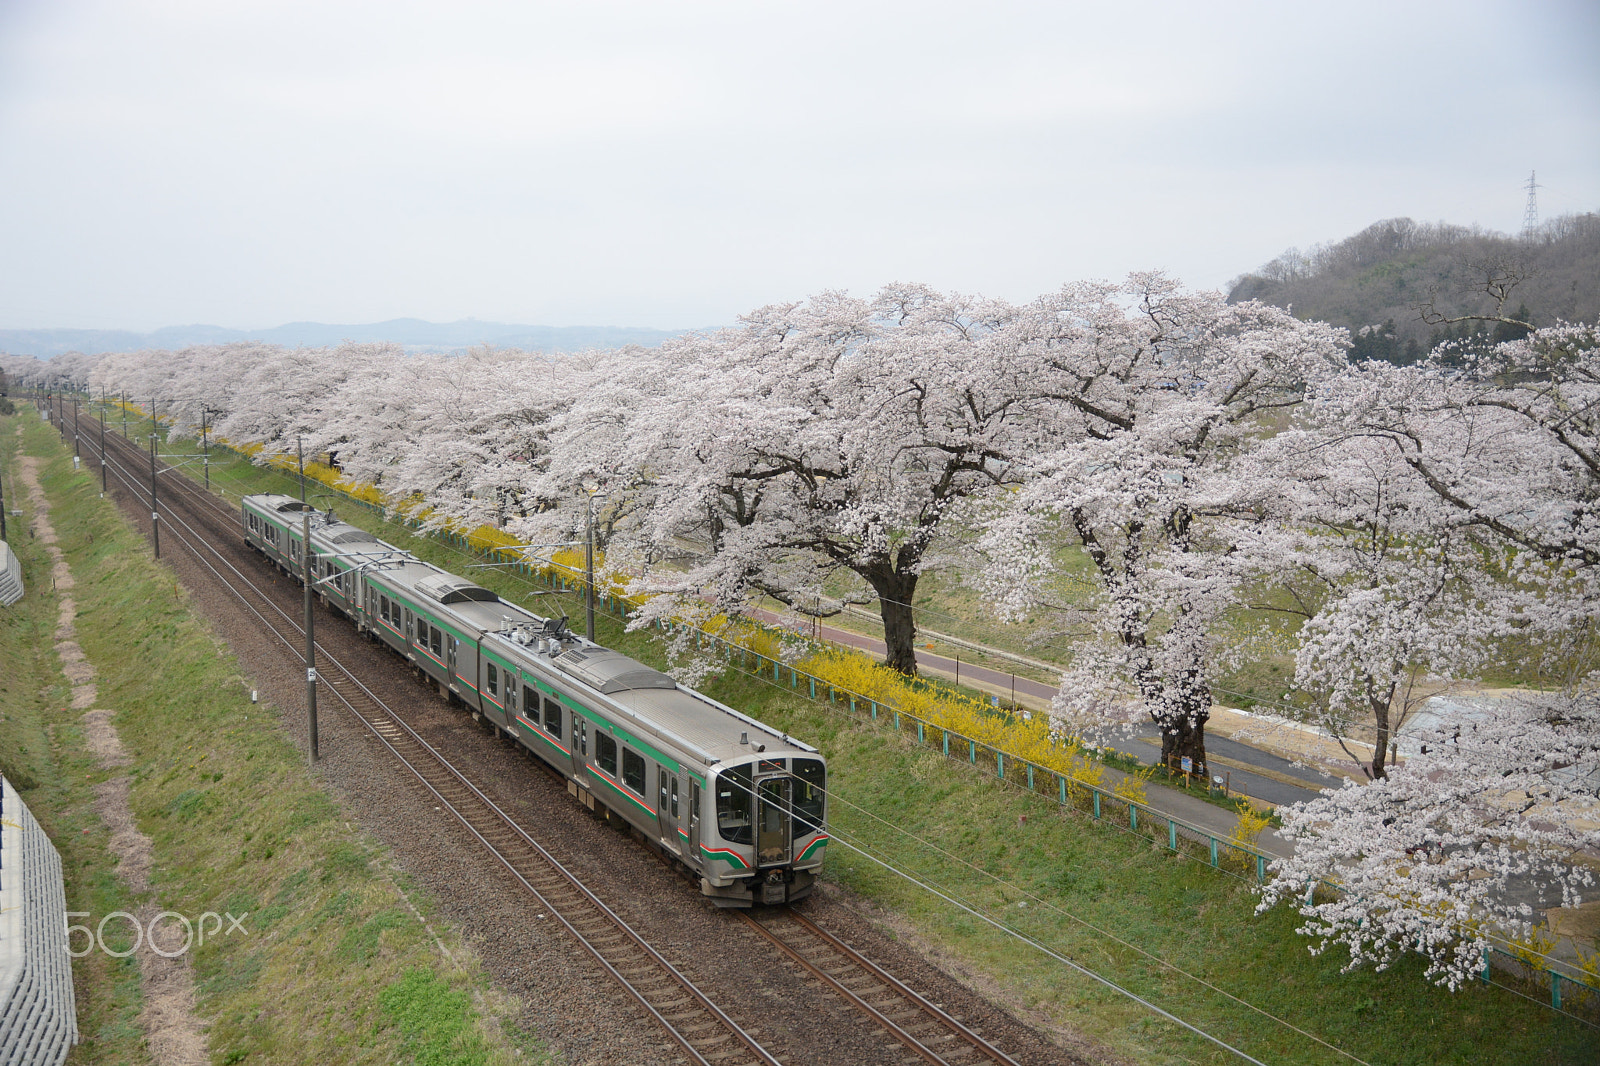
left=760, top=608, right=1326, bottom=812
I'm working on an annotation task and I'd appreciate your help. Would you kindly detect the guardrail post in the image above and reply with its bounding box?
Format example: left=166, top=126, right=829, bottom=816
left=997, top=752, right=1004, bottom=780
left=790, top=667, right=797, bottom=689
left=1210, top=837, right=1218, bottom=867
left=1481, top=949, right=1491, bottom=986
left=1169, top=820, right=1177, bottom=851
left=1093, top=790, right=1100, bottom=818
left=1257, top=855, right=1266, bottom=881
left=870, top=701, right=878, bottom=720
left=1552, top=971, right=1562, bottom=1010
left=1130, top=805, right=1138, bottom=831
left=942, top=730, right=949, bottom=756
left=1058, top=775, right=1066, bottom=805
left=969, top=739, right=975, bottom=763
left=893, top=710, right=900, bottom=730
left=808, top=676, right=815, bottom=698
left=916, top=720, right=924, bottom=744
left=1026, top=763, right=1034, bottom=789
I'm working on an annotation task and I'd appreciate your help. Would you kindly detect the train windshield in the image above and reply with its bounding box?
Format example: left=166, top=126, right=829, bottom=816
left=792, top=758, right=825, bottom=840
left=716, top=762, right=754, bottom=844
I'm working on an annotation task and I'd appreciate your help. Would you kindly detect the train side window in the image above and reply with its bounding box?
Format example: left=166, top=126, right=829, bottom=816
left=430, top=626, right=442, bottom=657
left=379, top=594, right=390, bottom=621
left=486, top=662, right=497, bottom=696
left=542, top=696, right=561, bottom=737
left=622, top=748, right=645, bottom=795
left=596, top=733, right=617, bottom=776
left=522, top=685, right=536, bottom=722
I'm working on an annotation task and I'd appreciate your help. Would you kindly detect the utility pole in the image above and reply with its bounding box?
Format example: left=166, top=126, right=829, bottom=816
left=585, top=490, right=608, bottom=641
left=201, top=409, right=211, bottom=491
left=303, top=509, right=319, bottom=763
left=99, top=405, right=107, bottom=494
left=72, top=396, right=80, bottom=458
left=297, top=436, right=307, bottom=502
left=150, top=431, right=160, bottom=560
left=1, top=457, right=8, bottom=543
left=121, top=391, right=127, bottom=439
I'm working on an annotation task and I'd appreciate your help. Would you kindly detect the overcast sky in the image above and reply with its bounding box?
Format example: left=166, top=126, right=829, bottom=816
left=1, top=0, right=1595, bottom=332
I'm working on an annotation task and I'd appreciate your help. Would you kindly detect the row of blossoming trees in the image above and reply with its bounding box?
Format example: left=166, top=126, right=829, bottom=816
left=64, top=273, right=1599, bottom=988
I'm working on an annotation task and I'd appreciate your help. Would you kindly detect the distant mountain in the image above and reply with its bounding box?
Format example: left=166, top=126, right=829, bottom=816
left=0, top=319, right=691, bottom=358
left=1228, top=212, right=1599, bottom=363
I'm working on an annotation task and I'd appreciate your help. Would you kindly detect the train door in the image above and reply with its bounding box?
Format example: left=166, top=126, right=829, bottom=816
left=756, top=776, right=791, bottom=867
left=688, top=781, right=702, bottom=861
left=446, top=635, right=457, bottom=684
left=657, top=764, right=679, bottom=852
left=569, top=712, right=587, bottom=777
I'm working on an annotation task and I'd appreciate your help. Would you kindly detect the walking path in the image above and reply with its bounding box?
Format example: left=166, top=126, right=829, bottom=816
left=18, top=447, right=209, bottom=1066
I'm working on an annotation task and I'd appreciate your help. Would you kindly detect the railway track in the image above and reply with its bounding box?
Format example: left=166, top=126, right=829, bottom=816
left=739, top=909, right=1021, bottom=1066
left=81, top=415, right=785, bottom=1066
left=74, top=408, right=1037, bottom=1066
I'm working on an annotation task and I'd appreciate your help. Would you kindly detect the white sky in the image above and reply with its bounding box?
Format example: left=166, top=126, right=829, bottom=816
left=0, top=0, right=1595, bottom=331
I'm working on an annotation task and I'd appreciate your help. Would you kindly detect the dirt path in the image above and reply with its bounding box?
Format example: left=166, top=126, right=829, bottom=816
left=18, top=452, right=209, bottom=1066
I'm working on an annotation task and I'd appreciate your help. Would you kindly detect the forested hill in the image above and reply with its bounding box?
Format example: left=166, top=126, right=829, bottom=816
left=1227, top=213, right=1599, bottom=364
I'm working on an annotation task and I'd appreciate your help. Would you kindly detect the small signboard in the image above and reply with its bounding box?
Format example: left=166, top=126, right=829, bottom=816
left=1180, top=756, right=1193, bottom=773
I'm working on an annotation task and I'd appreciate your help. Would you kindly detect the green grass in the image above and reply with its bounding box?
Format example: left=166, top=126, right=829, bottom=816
left=4, top=412, right=550, bottom=1065
left=143, top=424, right=1600, bottom=1066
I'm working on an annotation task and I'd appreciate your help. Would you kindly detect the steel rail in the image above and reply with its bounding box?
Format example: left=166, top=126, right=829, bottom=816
left=738, top=909, right=1022, bottom=1066
left=87, top=424, right=784, bottom=1066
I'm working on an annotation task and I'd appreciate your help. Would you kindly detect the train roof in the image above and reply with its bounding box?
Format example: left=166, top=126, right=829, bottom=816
left=241, top=494, right=814, bottom=770
left=244, top=493, right=316, bottom=515
left=491, top=625, right=814, bottom=767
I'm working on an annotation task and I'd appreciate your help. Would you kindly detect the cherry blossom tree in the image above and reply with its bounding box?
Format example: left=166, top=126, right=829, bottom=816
left=978, top=274, right=1347, bottom=773
left=1259, top=688, right=1600, bottom=989
left=323, top=346, right=580, bottom=529
left=530, top=285, right=1067, bottom=675
left=1236, top=394, right=1514, bottom=780
left=1254, top=322, right=1600, bottom=985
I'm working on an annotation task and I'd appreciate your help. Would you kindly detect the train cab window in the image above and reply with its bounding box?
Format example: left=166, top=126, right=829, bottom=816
left=716, top=763, right=754, bottom=844
left=486, top=662, right=498, bottom=697
left=622, top=748, right=645, bottom=795
left=542, top=696, right=561, bottom=737
left=429, top=626, right=442, bottom=657
left=596, top=733, right=617, bottom=776
left=793, top=758, right=826, bottom=838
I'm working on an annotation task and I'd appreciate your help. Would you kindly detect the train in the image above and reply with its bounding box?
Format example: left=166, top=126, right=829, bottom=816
left=240, top=492, right=827, bottom=906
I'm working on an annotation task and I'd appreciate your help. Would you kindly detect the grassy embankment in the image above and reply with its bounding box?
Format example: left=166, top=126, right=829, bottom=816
left=160, top=428, right=1597, bottom=1066
left=1, top=412, right=550, bottom=1065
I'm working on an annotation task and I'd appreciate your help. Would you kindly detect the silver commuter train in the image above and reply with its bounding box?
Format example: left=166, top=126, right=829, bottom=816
left=241, top=492, right=827, bottom=906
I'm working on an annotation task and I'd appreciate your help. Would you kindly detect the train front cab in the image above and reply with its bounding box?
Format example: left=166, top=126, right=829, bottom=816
left=702, top=755, right=827, bottom=907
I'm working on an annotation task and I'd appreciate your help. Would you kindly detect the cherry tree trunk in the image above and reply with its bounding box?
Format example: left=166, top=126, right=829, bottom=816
left=867, top=569, right=921, bottom=676
left=1158, top=713, right=1209, bottom=777
left=1368, top=681, right=1397, bottom=780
